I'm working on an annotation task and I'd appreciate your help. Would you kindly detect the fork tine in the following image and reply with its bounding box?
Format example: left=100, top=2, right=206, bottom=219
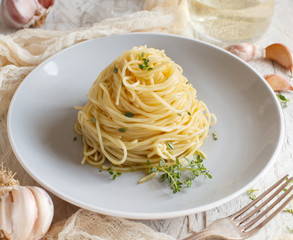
left=241, top=183, right=293, bottom=231
left=236, top=176, right=293, bottom=225
left=231, top=174, right=289, bottom=219
left=247, top=190, right=293, bottom=235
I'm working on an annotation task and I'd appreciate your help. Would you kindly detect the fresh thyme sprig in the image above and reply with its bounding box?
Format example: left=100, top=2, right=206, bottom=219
left=284, top=208, right=293, bottom=214
left=147, top=155, right=212, bottom=194
left=139, top=58, right=150, bottom=70
left=107, top=167, right=121, bottom=180
left=138, top=52, right=153, bottom=71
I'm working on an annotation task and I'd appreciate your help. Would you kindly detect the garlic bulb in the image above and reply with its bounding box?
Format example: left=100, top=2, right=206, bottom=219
left=0, top=186, right=54, bottom=240
left=1, top=0, right=55, bottom=29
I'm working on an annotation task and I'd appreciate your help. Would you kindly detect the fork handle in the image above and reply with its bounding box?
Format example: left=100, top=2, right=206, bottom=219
left=183, top=228, right=212, bottom=240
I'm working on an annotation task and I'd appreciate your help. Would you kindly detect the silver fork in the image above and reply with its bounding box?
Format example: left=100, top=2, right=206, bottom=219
left=184, top=174, right=293, bottom=240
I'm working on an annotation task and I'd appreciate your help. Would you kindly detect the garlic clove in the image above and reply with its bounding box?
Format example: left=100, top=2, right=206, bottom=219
left=264, top=74, right=293, bottom=91
left=265, top=43, right=293, bottom=74
left=0, top=190, right=13, bottom=238
left=1, top=0, right=54, bottom=29
left=226, top=43, right=256, bottom=62
left=0, top=186, right=38, bottom=240
left=28, top=186, right=54, bottom=239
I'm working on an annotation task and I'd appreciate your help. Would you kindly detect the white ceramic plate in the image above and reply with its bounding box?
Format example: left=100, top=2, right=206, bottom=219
left=8, top=33, right=284, bottom=219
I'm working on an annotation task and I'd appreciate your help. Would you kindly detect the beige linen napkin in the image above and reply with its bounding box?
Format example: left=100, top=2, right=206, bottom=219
left=44, top=209, right=175, bottom=240
left=0, top=0, right=188, bottom=239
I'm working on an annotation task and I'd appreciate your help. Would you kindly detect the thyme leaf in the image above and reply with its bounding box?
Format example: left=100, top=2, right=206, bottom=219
left=277, top=93, right=290, bottom=107
left=124, top=112, right=134, bottom=118
left=118, top=128, right=127, bottom=132
left=89, top=117, right=96, bottom=124
left=247, top=188, right=259, bottom=200
left=212, top=132, right=218, bottom=140
left=284, top=208, right=293, bottom=214
left=167, top=142, right=175, bottom=150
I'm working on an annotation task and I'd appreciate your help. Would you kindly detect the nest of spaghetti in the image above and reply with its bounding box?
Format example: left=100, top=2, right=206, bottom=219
left=75, top=46, right=215, bottom=190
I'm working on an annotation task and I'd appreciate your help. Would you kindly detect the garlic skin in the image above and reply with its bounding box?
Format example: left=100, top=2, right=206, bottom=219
left=0, top=163, right=19, bottom=196
left=0, top=186, right=54, bottom=240
left=1, top=0, right=55, bottom=29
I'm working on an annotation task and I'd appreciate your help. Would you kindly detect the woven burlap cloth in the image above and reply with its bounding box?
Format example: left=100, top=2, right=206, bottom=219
left=0, top=0, right=189, bottom=239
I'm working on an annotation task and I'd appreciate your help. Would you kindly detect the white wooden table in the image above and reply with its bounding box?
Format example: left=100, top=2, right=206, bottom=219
left=1, top=0, right=293, bottom=239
